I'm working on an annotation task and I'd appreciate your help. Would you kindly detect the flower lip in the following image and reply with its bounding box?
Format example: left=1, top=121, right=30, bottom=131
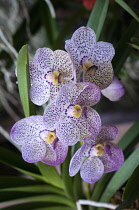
left=46, top=71, right=63, bottom=84
left=90, top=144, right=104, bottom=157
left=66, top=104, right=82, bottom=118
left=39, top=129, right=57, bottom=143
left=82, top=57, right=94, bottom=70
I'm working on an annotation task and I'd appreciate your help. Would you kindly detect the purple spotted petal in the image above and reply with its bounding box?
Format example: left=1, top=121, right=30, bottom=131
left=56, top=82, right=94, bottom=108
left=43, top=101, right=62, bottom=131
left=71, top=26, right=96, bottom=57
left=29, top=62, right=46, bottom=85
left=80, top=156, right=104, bottom=183
left=65, top=40, right=83, bottom=82
left=33, top=48, right=54, bottom=71
left=95, top=125, right=118, bottom=144
left=75, top=82, right=101, bottom=106
left=101, top=76, right=125, bottom=101
left=91, top=41, right=115, bottom=66
left=77, top=108, right=101, bottom=141
left=69, top=143, right=91, bottom=176
left=50, top=79, right=73, bottom=102
left=22, top=138, right=46, bottom=163
left=53, top=50, right=73, bottom=79
left=56, top=116, right=80, bottom=146
left=84, top=107, right=101, bottom=140
left=56, top=83, right=78, bottom=108
left=100, top=142, right=124, bottom=173
left=42, top=140, right=68, bottom=166
left=10, top=116, right=45, bottom=145
left=84, top=63, right=113, bottom=90
left=30, top=83, right=50, bottom=106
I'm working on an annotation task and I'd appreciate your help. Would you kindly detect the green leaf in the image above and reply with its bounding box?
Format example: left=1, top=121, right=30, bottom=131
left=90, top=173, right=114, bottom=207
left=0, top=176, right=42, bottom=189
left=35, top=207, right=76, bottom=210
left=17, top=45, right=36, bottom=117
left=115, top=0, right=139, bottom=22
left=97, top=148, right=139, bottom=210
left=118, top=120, right=139, bottom=151
left=115, top=165, right=139, bottom=210
left=37, top=162, right=64, bottom=189
left=0, top=194, right=75, bottom=207
left=61, top=147, right=74, bottom=200
left=1, top=185, right=63, bottom=195
left=0, top=147, right=44, bottom=182
left=1, top=203, right=76, bottom=210
left=73, top=173, right=83, bottom=201
left=0, top=202, right=48, bottom=210
left=129, top=43, right=139, bottom=50
left=112, top=19, right=139, bottom=75
left=87, top=0, right=109, bottom=40
left=123, top=164, right=139, bottom=199
left=0, top=177, right=64, bottom=196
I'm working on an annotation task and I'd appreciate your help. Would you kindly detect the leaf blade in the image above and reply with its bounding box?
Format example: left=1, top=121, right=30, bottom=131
left=112, top=19, right=139, bottom=75
left=115, top=0, right=139, bottom=22
left=115, top=165, right=139, bottom=210
left=17, top=45, right=36, bottom=117
left=87, top=0, right=109, bottom=40
left=0, top=147, right=44, bottom=182
left=98, top=148, right=139, bottom=208
left=37, top=162, right=64, bottom=189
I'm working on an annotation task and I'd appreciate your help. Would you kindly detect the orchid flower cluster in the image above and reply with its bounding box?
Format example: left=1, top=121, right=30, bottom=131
left=10, top=27, right=125, bottom=183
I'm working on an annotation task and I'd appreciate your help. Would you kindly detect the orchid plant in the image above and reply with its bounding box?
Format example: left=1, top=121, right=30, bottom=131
left=1, top=0, right=139, bottom=209
left=10, top=25, right=125, bottom=208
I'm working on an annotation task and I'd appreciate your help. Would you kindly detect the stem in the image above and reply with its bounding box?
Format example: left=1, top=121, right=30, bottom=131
left=76, top=200, right=118, bottom=210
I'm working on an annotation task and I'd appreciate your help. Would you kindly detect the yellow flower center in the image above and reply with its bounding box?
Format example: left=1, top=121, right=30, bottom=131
left=95, top=144, right=104, bottom=156
left=44, top=131, right=57, bottom=143
left=47, top=71, right=63, bottom=84
left=67, top=105, right=82, bottom=118
left=83, top=58, right=94, bottom=70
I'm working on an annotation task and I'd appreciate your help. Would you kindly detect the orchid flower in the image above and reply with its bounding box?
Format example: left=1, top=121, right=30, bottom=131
left=101, top=76, right=125, bottom=101
left=43, top=82, right=101, bottom=146
left=10, top=115, right=68, bottom=165
left=30, top=48, right=74, bottom=105
left=65, top=26, right=115, bottom=89
left=69, top=125, right=124, bottom=183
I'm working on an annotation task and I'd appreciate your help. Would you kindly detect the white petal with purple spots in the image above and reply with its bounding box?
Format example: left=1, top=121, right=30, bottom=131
left=33, top=48, right=54, bottom=71
left=71, top=26, right=96, bottom=57
left=43, top=101, right=62, bottom=131
left=29, top=62, right=47, bottom=85
left=30, top=83, right=50, bottom=106
left=80, top=156, right=104, bottom=183
left=69, top=143, right=91, bottom=176
left=84, top=63, right=113, bottom=90
left=42, top=140, right=68, bottom=166
left=22, top=138, right=46, bottom=163
left=50, top=79, right=73, bottom=102
left=10, top=116, right=45, bottom=145
left=53, top=50, right=74, bottom=79
left=91, top=41, right=115, bottom=66
left=75, top=82, right=101, bottom=106
left=85, top=107, right=101, bottom=139
left=101, top=76, right=125, bottom=101
left=100, top=142, right=124, bottom=173
left=56, top=116, right=80, bottom=146
left=95, top=125, right=118, bottom=144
